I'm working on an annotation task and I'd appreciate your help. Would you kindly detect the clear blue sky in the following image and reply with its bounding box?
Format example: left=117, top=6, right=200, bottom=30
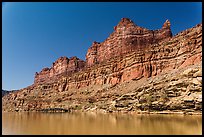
left=2, top=2, right=202, bottom=90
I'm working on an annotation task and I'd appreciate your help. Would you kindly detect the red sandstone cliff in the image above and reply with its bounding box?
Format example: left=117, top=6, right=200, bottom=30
left=34, top=56, right=85, bottom=84
left=2, top=18, right=202, bottom=114
left=33, top=18, right=201, bottom=91
left=86, top=18, right=172, bottom=67
left=35, top=18, right=173, bottom=85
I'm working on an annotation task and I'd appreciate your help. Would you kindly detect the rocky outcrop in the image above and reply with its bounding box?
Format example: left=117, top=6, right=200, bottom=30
left=2, top=18, right=202, bottom=114
left=2, top=63, right=202, bottom=114
left=34, top=56, right=85, bottom=84
left=111, top=64, right=202, bottom=114
left=86, top=18, right=172, bottom=67
left=33, top=21, right=200, bottom=91
left=35, top=18, right=173, bottom=85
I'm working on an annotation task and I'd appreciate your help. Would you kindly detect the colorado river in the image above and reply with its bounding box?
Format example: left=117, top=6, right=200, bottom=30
left=2, top=112, right=202, bottom=135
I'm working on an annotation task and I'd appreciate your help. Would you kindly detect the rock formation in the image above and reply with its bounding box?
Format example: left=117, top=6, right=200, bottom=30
left=86, top=18, right=172, bottom=67
left=2, top=18, right=202, bottom=114
left=34, top=56, right=85, bottom=84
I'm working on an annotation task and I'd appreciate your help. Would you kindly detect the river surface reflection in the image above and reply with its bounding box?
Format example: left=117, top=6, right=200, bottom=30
left=2, top=112, right=202, bottom=135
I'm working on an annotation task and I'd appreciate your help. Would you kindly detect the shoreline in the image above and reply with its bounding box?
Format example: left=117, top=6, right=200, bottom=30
left=81, top=109, right=202, bottom=115
left=2, top=109, right=202, bottom=115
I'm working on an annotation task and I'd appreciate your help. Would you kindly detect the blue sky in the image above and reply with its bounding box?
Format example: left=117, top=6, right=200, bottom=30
left=2, top=2, right=202, bottom=90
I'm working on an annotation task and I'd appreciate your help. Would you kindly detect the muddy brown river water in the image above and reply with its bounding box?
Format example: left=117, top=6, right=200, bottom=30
left=2, top=112, right=202, bottom=135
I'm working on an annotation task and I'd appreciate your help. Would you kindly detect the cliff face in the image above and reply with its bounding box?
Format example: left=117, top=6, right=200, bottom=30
left=34, top=18, right=173, bottom=86
left=86, top=18, right=172, bottom=67
left=2, top=18, right=202, bottom=114
left=34, top=56, right=85, bottom=84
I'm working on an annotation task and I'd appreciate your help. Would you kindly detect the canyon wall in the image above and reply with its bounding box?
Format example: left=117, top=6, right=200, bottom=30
left=34, top=56, right=85, bottom=84
left=2, top=18, right=202, bottom=113
left=86, top=18, right=172, bottom=67
left=33, top=19, right=201, bottom=91
left=34, top=18, right=173, bottom=86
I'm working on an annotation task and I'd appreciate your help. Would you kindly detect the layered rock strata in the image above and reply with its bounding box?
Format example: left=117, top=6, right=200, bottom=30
left=86, top=18, right=172, bottom=67
left=34, top=18, right=173, bottom=86
left=34, top=56, right=85, bottom=84
left=2, top=18, right=202, bottom=114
